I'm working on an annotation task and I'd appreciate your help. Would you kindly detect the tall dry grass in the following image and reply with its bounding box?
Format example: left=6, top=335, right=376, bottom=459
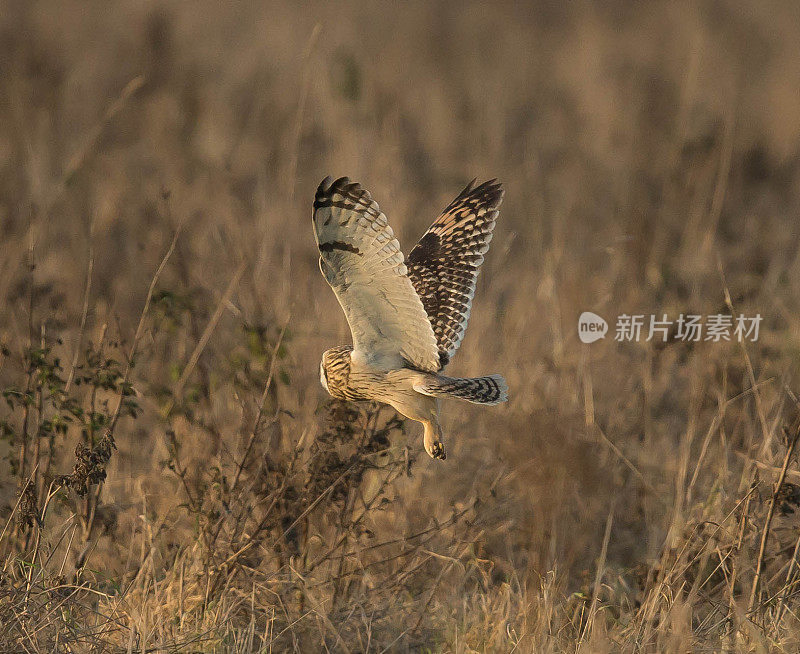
left=2, top=1, right=800, bottom=651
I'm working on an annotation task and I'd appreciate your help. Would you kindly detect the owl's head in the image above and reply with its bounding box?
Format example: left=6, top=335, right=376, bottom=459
left=319, top=346, right=353, bottom=398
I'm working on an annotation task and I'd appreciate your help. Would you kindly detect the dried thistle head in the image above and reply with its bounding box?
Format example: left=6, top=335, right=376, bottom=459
left=16, top=481, right=39, bottom=530
left=777, top=482, right=800, bottom=515
left=55, top=433, right=116, bottom=496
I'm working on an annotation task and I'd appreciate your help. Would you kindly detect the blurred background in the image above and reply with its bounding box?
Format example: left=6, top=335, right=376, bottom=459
left=2, top=1, right=800, bottom=650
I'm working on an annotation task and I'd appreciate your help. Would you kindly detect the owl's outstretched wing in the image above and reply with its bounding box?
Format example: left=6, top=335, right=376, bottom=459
left=406, top=179, right=503, bottom=369
left=313, top=176, right=441, bottom=373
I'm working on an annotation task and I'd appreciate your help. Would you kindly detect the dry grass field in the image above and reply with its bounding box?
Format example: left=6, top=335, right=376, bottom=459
left=2, top=1, right=800, bottom=651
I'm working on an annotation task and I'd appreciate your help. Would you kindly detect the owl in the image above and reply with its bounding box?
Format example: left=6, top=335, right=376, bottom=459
left=313, top=176, right=507, bottom=460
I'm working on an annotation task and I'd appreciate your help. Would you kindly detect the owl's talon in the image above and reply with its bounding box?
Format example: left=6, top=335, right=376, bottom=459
left=430, top=441, right=446, bottom=460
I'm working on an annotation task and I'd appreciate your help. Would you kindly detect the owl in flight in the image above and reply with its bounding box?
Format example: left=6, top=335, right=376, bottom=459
left=313, top=176, right=508, bottom=460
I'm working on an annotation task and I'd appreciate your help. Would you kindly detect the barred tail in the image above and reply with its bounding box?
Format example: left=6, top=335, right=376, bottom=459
left=414, top=374, right=508, bottom=405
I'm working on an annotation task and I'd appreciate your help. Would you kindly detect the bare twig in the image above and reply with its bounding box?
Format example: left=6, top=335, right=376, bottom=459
left=231, top=318, right=290, bottom=493
left=718, top=259, right=772, bottom=455
left=54, top=77, right=145, bottom=207
left=107, top=221, right=183, bottom=435
left=0, top=474, right=34, bottom=550
left=64, top=248, right=94, bottom=393
left=592, top=424, right=655, bottom=495
left=747, top=425, right=800, bottom=614
left=173, top=260, right=247, bottom=403
left=580, top=506, right=614, bottom=643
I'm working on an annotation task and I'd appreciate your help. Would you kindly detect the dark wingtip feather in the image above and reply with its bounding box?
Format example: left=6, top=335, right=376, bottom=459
left=314, top=176, right=335, bottom=207
left=316, top=175, right=350, bottom=194
left=314, top=176, right=377, bottom=214
left=314, top=176, right=358, bottom=209
left=447, top=178, right=504, bottom=215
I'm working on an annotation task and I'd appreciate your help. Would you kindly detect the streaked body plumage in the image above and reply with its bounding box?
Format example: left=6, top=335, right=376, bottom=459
left=314, top=176, right=507, bottom=459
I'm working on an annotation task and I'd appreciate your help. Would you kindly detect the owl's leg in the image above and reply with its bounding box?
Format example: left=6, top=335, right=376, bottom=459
left=422, top=419, right=446, bottom=460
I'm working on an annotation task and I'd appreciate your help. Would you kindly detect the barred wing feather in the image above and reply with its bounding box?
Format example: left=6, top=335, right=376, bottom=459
left=406, top=179, right=503, bottom=368
left=313, top=176, right=441, bottom=373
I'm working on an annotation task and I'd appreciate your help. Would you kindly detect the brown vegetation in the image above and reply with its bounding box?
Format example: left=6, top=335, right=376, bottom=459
left=2, top=1, right=800, bottom=651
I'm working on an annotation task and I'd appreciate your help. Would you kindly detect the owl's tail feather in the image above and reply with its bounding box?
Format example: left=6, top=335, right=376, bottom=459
left=414, top=374, right=508, bottom=405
